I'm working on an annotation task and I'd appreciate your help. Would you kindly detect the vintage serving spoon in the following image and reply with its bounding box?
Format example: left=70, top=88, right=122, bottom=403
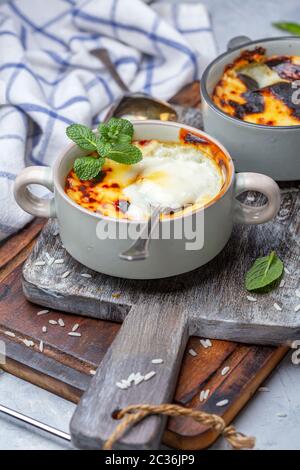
left=119, top=205, right=163, bottom=261
left=90, top=49, right=178, bottom=122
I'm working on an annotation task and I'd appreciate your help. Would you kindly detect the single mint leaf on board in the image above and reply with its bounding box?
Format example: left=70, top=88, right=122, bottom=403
left=66, top=124, right=97, bottom=151
left=74, top=156, right=104, bottom=180
left=245, top=251, right=284, bottom=292
left=107, top=143, right=143, bottom=165
left=273, top=22, right=300, bottom=36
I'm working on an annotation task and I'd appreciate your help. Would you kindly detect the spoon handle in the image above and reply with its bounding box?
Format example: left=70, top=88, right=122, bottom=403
left=90, top=48, right=130, bottom=93
left=120, top=206, right=162, bottom=261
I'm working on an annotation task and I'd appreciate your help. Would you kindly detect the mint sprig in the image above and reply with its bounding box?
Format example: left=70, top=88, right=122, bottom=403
left=66, top=118, right=142, bottom=181
left=245, top=251, right=284, bottom=292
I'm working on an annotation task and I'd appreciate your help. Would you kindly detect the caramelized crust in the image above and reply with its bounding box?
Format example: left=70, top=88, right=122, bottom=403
left=212, top=48, right=300, bottom=126
left=65, top=137, right=229, bottom=220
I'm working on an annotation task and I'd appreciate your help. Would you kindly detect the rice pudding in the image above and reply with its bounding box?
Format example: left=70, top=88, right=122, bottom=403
left=65, top=131, right=227, bottom=220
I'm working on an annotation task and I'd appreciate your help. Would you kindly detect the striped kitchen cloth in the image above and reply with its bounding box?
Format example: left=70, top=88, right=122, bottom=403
left=0, top=0, right=216, bottom=240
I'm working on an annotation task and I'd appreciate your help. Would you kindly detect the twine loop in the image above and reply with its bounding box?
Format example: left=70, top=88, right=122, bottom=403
left=104, top=403, right=255, bottom=450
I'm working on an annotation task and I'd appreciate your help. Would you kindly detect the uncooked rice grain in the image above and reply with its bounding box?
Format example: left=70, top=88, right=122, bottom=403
left=221, top=366, right=230, bottom=376
left=58, top=318, right=65, bottom=327
left=144, top=371, right=156, bottom=381
left=4, top=331, right=15, bottom=338
left=61, top=271, right=71, bottom=279
left=188, top=348, right=197, bottom=357
left=37, top=310, right=49, bottom=316
left=216, top=399, right=229, bottom=407
left=68, top=332, right=81, bottom=337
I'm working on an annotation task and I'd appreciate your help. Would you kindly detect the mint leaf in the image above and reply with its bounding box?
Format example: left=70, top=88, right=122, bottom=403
left=245, top=251, right=284, bottom=292
left=106, top=117, right=134, bottom=139
left=66, top=124, right=97, bottom=151
left=74, top=156, right=104, bottom=180
left=96, top=138, right=112, bottom=157
left=273, top=22, right=300, bottom=36
left=98, top=118, right=134, bottom=145
left=107, top=144, right=143, bottom=165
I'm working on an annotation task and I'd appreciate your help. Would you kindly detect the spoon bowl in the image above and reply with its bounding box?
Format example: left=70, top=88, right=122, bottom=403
left=90, top=48, right=178, bottom=122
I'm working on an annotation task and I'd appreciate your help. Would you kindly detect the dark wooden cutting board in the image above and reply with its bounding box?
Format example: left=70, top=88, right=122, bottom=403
left=0, top=257, right=287, bottom=449
left=0, top=82, right=297, bottom=448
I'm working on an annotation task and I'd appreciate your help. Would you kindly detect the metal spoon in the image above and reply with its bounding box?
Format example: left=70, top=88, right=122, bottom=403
left=119, top=206, right=163, bottom=261
left=90, top=49, right=178, bottom=122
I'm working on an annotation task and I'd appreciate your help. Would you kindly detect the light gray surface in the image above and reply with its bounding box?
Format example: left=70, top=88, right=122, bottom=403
left=1, top=0, right=300, bottom=451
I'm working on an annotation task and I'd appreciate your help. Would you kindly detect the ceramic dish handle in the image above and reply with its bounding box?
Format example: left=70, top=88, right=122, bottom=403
left=14, top=166, right=56, bottom=218
left=234, top=172, right=281, bottom=225
left=227, top=35, right=251, bottom=51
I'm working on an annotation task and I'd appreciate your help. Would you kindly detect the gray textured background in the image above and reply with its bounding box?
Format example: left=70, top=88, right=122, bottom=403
left=0, top=0, right=300, bottom=450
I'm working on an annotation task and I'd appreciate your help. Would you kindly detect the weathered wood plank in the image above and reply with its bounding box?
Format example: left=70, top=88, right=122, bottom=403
left=70, top=301, right=189, bottom=450
left=0, top=219, right=44, bottom=270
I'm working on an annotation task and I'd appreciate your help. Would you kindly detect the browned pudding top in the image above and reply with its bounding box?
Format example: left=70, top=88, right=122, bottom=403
left=65, top=133, right=231, bottom=221
left=212, top=47, right=300, bottom=126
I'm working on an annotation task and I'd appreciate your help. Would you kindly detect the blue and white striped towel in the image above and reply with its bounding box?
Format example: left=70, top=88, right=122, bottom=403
left=0, top=0, right=216, bottom=240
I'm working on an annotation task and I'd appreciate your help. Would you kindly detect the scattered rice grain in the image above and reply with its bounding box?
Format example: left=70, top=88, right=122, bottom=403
left=90, top=370, right=96, bottom=376
left=34, top=261, right=46, bottom=266
left=188, top=348, right=197, bottom=357
left=246, top=295, right=257, bottom=302
left=54, top=259, right=64, bottom=264
left=200, top=389, right=210, bottom=402
left=284, top=267, right=291, bottom=275
left=61, top=271, right=71, bottom=279
left=23, top=339, right=34, bottom=348
left=258, top=387, right=270, bottom=392
left=144, top=371, right=156, bottom=381
left=294, top=304, right=300, bottom=312
left=39, top=341, right=44, bottom=353
left=58, top=318, right=65, bottom=327
left=81, top=273, right=92, bottom=278
left=216, top=399, right=229, bottom=407
left=127, top=373, right=136, bottom=383
left=68, top=332, right=81, bottom=337
left=279, top=279, right=285, bottom=288
left=273, top=302, right=282, bottom=312
left=42, top=326, right=47, bottom=333
left=4, top=331, right=15, bottom=338
left=151, top=358, right=163, bottom=364
left=116, top=382, right=127, bottom=390
left=72, top=323, right=79, bottom=332
left=200, top=339, right=212, bottom=348
left=134, top=375, right=144, bottom=385
left=221, top=366, right=230, bottom=376
left=49, top=320, right=58, bottom=325
left=37, top=310, right=49, bottom=316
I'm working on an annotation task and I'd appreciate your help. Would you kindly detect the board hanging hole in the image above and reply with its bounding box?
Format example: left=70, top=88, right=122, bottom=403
left=111, top=408, right=122, bottom=420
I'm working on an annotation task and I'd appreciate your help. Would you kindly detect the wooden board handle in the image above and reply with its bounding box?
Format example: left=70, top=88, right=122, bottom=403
left=70, top=301, right=188, bottom=449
